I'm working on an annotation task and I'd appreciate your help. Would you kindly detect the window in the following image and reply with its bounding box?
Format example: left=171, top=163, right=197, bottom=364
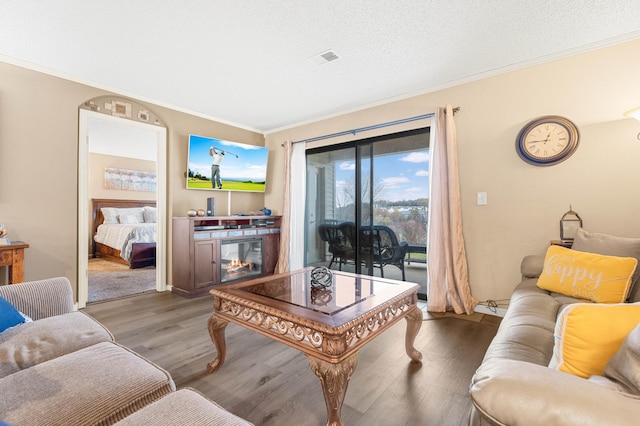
left=305, top=128, right=429, bottom=294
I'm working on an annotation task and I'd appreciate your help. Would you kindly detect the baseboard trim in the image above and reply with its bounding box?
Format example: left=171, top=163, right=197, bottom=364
left=474, top=304, right=507, bottom=318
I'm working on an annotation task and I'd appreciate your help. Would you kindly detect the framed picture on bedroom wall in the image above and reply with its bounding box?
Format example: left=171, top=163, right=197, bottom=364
left=104, top=167, right=156, bottom=192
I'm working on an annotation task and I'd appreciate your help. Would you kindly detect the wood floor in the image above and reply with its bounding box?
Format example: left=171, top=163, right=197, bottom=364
left=84, top=291, right=500, bottom=426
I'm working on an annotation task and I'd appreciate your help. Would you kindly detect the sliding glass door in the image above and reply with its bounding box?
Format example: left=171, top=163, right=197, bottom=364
left=305, top=128, right=429, bottom=293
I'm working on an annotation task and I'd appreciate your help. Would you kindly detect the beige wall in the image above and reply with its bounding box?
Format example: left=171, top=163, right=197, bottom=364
left=266, top=39, right=640, bottom=304
left=2, top=39, right=639, bottom=304
left=0, top=61, right=265, bottom=291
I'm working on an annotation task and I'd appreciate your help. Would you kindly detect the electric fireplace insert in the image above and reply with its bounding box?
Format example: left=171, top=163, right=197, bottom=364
left=220, top=237, right=263, bottom=283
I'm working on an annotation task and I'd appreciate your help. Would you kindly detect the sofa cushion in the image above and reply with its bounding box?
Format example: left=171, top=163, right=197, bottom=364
left=599, top=323, right=640, bottom=395
left=0, top=296, right=27, bottom=332
left=572, top=228, right=640, bottom=302
left=0, top=277, right=74, bottom=320
left=480, top=279, right=561, bottom=367
left=537, top=245, right=636, bottom=303
left=0, top=311, right=114, bottom=378
left=0, top=341, right=175, bottom=425
left=114, top=388, right=253, bottom=426
left=549, top=303, right=640, bottom=378
left=521, top=255, right=545, bottom=278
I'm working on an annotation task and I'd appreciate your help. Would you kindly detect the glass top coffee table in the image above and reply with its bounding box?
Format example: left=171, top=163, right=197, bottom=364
left=207, top=267, right=423, bottom=426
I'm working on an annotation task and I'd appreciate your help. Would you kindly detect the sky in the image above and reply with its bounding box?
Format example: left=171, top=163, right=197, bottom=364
left=187, top=134, right=268, bottom=181
left=335, top=150, right=429, bottom=203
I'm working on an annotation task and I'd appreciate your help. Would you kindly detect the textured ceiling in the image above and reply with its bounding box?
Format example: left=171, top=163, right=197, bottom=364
left=1, top=1, right=640, bottom=133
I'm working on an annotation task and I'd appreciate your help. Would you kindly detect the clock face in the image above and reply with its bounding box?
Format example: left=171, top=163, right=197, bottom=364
left=516, top=116, right=579, bottom=166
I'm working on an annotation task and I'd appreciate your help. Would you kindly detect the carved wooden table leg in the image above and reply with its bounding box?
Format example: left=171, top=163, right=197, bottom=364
left=404, top=305, right=423, bottom=362
left=307, top=352, right=358, bottom=426
left=207, top=313, right=229, bottom=373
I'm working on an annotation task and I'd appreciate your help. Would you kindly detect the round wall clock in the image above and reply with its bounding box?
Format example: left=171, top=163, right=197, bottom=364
left=515, top=115, right=580, bottom=166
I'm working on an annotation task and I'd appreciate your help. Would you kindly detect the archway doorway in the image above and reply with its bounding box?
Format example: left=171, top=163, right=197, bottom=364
left=77, top=98, right=167, bottom=308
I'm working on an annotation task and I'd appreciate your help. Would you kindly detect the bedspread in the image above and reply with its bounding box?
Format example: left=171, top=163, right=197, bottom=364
left=94, top=223, right=156, bottom=260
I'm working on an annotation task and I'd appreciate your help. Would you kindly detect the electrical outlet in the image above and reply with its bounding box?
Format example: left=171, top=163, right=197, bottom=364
left=477, top=192, right=487, bottom=205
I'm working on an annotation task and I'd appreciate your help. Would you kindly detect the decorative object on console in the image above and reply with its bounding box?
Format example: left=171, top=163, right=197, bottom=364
left=207, top=197, right=216, bottom=216
left=515, top=115, right=580, bottom=166
left=260, top=208, right=272, bottom=216
left=560, top=205, right=582, bottom=242
left=310, top=266, right=332, bottom=289
left=187, top=209, right=197, bottom=217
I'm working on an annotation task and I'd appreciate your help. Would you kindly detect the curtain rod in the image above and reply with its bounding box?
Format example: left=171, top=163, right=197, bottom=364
left=285, top=106, right=459, bottom=145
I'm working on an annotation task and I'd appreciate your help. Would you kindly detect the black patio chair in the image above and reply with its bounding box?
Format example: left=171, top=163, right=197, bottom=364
left=317, top=223, right=355, bottom=270
left=359, top=225, right=408, bottom=281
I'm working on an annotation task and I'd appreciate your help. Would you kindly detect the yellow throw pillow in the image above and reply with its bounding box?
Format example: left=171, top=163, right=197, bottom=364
left=537, top=245, right=637, bottom=303
left=550, top=303, right=640, bottom=378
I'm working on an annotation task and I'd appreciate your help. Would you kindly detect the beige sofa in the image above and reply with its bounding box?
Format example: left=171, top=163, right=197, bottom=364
left=0, top=277, right=251, bottom=426
left=469, top=253, right=640, bottom=426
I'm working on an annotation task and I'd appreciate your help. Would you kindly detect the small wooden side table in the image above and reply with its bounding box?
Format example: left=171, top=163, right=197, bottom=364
left=0, top=241, right=29, bottom=284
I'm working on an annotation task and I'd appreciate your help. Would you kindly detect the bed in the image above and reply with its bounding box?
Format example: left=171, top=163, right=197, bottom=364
left=92, top=199, right=157, bottom=269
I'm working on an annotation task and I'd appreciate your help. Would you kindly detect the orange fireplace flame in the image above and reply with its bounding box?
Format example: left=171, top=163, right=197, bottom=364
left=227, top=258, right=253, bottom=273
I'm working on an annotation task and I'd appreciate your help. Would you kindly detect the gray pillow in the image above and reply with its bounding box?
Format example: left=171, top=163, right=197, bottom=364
left=601, top=323, right=640, bottom=395
left=572, top=228, right=640, bottom=302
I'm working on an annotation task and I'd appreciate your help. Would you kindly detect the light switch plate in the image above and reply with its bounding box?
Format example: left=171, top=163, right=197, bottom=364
left=477, top=192, right=487, bottom=205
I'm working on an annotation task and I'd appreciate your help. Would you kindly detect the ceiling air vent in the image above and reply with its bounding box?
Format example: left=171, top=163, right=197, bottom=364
left=308, top=49, right=340, bottom=66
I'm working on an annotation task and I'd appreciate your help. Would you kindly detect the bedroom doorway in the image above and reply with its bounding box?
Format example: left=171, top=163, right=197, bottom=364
left=77, top=103, right=167, bottom=308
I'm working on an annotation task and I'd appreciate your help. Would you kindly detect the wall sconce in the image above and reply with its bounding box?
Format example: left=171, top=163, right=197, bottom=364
left=623, top=107, right=640, bottom=141
left=560, top=206, right=583, bottom=243
left=624, top=107, right=640, bottom=121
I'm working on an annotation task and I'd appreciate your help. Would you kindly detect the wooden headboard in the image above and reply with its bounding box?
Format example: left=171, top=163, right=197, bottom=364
left=91, top=198, right=157, bottom=238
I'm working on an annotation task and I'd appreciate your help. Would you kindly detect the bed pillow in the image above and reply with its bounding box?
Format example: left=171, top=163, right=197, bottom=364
left=0, top=296, right=27, bottom=332
left=537, top=245, right=637, bottom=303
left=549, top=303, right=640, bottom=378
left=116, top=207, right=145, bottom=223
left=143, top=206, right=157, bottom=223
left=119, top=214, right=141, bottom=224
left=101, top=207, right=119, bottom=224
left=572, top=228, right=640, bottom=302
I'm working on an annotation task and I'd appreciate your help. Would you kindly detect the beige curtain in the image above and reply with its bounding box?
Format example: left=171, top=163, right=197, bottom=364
left=427, top=105, right=478, bottom=314
left=274, top=140, right=292, bottom=274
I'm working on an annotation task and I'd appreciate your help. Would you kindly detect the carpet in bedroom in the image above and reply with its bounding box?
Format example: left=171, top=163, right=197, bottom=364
left=88, top=258, right=156, bottom=303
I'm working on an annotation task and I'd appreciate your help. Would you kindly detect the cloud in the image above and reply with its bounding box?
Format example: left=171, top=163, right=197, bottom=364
left=415, top=169, right=429, bottom=177
left=401, top=152, right=429, bottom=163
left=383, top=176, right=410, bottom=187
left=190, top=162, right=212, bottom=178
left=220, top=140, right=263, bottom=151
left=339, top=161, right=355, bottom=170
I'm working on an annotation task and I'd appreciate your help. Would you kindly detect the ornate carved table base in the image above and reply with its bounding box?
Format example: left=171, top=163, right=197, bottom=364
left=308, top=353, right=358, bottom=426
left=205, top=268, right=423, bottom=426
left=207, top=314, right=228, bottom=373
left=404, top=305, right=423, bottom=362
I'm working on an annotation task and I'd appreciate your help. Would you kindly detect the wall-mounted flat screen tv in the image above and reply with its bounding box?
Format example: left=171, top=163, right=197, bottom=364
left=186, top=134, right=268, bottom=192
